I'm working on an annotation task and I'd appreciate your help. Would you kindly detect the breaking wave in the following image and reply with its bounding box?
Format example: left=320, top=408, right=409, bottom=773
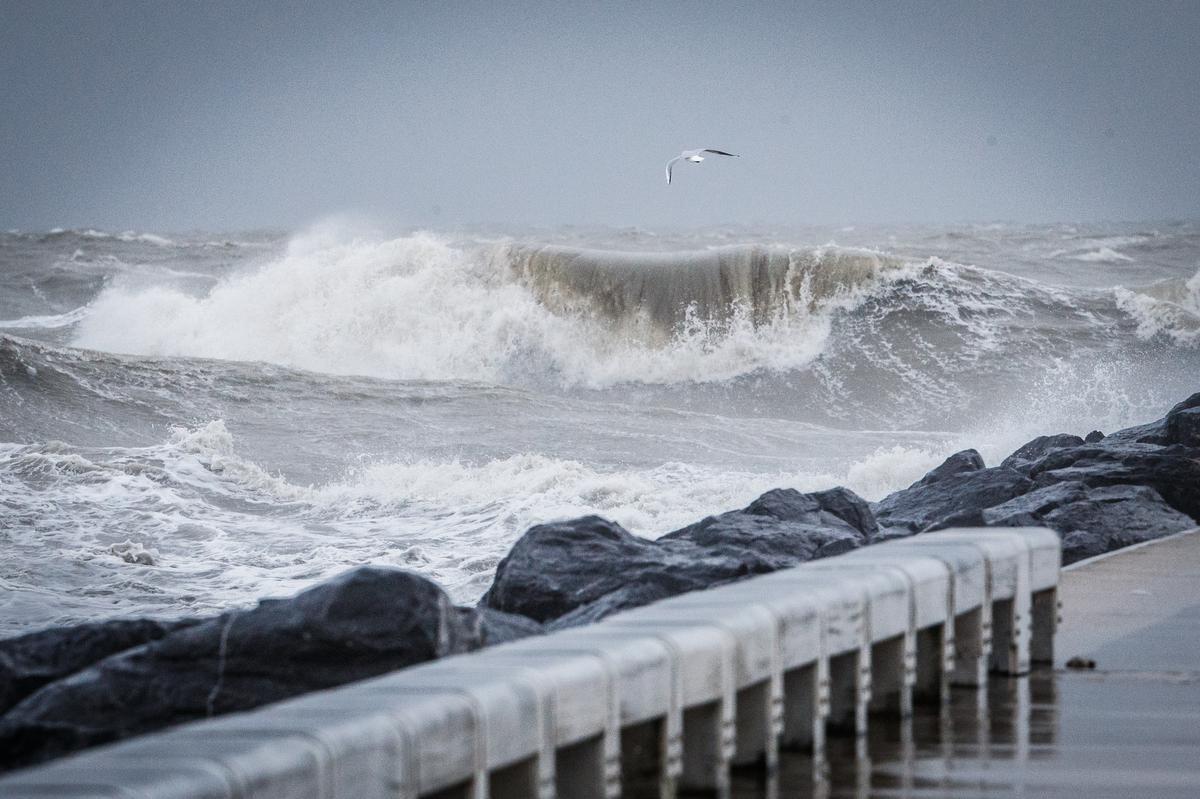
left=1115, top=269, right=1200, bottom=346
left=66, top=228, right=1166, bottom=394
left=0, top=415, right=963, bottom=630
left=69, top=233, right=907, bottom=386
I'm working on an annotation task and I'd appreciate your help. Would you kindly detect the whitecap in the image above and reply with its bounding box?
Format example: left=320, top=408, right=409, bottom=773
left=1069, top=247, right=1134, bottom=263
left=0, top=305, right=90, bottom=329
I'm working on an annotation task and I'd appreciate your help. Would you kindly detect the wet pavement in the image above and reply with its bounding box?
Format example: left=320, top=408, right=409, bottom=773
left=732, top=530, right=1200, bottom=798
left=731, top=669, right=1200, bottom=798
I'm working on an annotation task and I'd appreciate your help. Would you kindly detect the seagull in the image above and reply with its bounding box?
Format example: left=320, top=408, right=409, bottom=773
left=665, top=148, right=740, bottom=184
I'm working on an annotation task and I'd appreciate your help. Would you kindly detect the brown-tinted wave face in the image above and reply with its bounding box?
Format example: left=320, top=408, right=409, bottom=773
left=503, top=244, right=901, bottom=339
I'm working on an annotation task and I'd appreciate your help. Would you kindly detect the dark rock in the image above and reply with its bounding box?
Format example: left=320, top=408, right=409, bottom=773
left=981, top=481, right=1091, bottom=527
left=0, top=567, right=480, bottom=773
left=1166, top=406, right=1200, bottom=448
left=666, top=516, right=859, bottom=562
left=1045, top=485, right=1195, bottom=564
left=11, top=393, right=1200, bottom=776
left=873, top=452, right=1034, bottom=533
left=1101, top=392, right=1200, bottom=447
left=915, top=449, right=985, bottom=485
left=0, top=617, right=200, bottom=716
left=981, top=480, right=1193, bottom=564
left=467, top=607, right=544, bottom=645
left=547, top=583, right=685, bottom=631
left=1154, top=391, right=1200, bottom=446
left=921, top=507, right=986, bottom=532
left=1059, top=531, right=1105, bottom=564
left=481, top=515, right=781, bottom=625
left=663, top=486, right=870, bottom=559
left=480, top=490, right=874, bottom=628
left=813, top=537, right=863, bottom=559
left=1027, top=442, right=1200, bottom=521
left=540, top=516, right=864, bottom=632
left=1001, top=434, right=1085, bottom=473
left=738, top=486, right=879, bottom=538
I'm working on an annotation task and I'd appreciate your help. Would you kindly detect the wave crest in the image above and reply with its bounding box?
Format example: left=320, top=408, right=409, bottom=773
left=504, top=243, right=897, bottom=337
left=71, top=231, right=902, bottom=386
left=1115, top=269, right=1200, bottom=346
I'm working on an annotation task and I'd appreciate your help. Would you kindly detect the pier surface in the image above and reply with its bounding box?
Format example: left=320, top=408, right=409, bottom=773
left=1057, top=528, right=1200, bottom=672
left=739, top=528, right=1200, bottom=799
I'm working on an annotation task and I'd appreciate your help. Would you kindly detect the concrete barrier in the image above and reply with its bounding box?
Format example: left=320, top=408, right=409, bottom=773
left=0, top=527, right=1060, bottom=799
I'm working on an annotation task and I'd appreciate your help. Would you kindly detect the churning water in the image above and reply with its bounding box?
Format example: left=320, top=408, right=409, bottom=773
left=2, top=221, right=1197, bottom=633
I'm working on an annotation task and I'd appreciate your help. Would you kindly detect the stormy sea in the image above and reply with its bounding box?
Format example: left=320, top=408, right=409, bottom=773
left=2, top=221, right=1198, bottom=636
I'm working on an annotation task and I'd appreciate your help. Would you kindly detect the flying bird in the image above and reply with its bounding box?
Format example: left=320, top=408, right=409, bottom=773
left=665, top=148, right=740, bottom=184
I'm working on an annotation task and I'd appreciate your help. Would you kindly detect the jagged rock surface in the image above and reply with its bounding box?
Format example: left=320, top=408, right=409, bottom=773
left=0, top=618, right=199, bottom=716
left=1027, top=442, right=1200, bottom=521
left=1000, top=434, right=1086, bottom=473
left=484, top=488, right=879, bottom=627
left=0, top=567, right=486, bottom=772
left=871, top=449, right=1034, bottom=533
left=481, top=515, right=781, bottom=624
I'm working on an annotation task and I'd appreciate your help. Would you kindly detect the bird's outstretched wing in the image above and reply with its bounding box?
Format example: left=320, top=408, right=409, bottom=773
left=702, top=149, right=739, bottom=157
left=665, top=156, right=682, bottom=184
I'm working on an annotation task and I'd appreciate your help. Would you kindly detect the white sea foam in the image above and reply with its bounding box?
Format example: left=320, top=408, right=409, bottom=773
left=1047, top=234, right=1152, bottom=261
left=842, top=445, right=946, bottom=498
left=1069, top=247, right=1134, bottom=263
left=0, top=305, right=90, bottom=329
left=118, top=231, right=175, bottom=246
left=74, top=228, right=176, bottom=246
left=0, top=416, right=971, bottom=630
left=1114, top=269, right=1200, bottom=346
left=72, top=227, right=894, bottom=387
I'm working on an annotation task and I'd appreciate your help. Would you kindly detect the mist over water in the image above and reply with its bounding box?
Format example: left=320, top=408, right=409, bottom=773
left=1, top=221, right=1198, bottom=633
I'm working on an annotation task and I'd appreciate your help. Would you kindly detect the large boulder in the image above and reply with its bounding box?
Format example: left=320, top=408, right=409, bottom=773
left=660, top=517, right=861, bottom=567
left=1101, top=392, right=1200, bottom=447
left=982, top=481, right=1194, bottom=564
left=547, top=583, right=689, bottom=631
left=1000, top=434, right=1085, bottom=473
left=1166, top=404, right=1200, bottom=448
left=480, top=516, right=781, bottom=625
left=1026, top=442, right=1200, bottom=521
left=872, top=450, right=1034, bottom=533
left=662, top=486, right=874, bottom=551
left=743, top=486, right=879, bottom=538
left=980, top=481, right=1090, bottom=527
left=465, top=607, right=545, bottom=645
left=482, top=488, right=878, bottom=627
left=0, top=567, right=484, bottom=773
left=1052, top=485, right=1195, bottom=563
left=0, top=618, right=199, bottom=715
left=916, top=448, right=985, bottom=484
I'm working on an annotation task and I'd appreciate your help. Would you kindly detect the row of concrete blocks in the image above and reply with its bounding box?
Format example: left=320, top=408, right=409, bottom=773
left=0, top=527, right=1061, bottom=799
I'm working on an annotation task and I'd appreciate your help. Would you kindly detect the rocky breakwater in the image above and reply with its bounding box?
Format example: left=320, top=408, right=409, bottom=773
left=872, top=392, right=1200, bottom=562
left=2, top=392, right=1197, bottom=772
left=0, top=569, right=540, bottom=772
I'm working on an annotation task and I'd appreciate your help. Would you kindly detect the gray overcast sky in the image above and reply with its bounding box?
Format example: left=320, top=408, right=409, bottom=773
left=2, top=1, right=1199, bottom=231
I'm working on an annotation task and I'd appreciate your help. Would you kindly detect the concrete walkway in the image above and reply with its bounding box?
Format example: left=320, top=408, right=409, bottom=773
left=736, top=527, right=1200, bottom=799
left=1057, top=528, right=1200, bottom=672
